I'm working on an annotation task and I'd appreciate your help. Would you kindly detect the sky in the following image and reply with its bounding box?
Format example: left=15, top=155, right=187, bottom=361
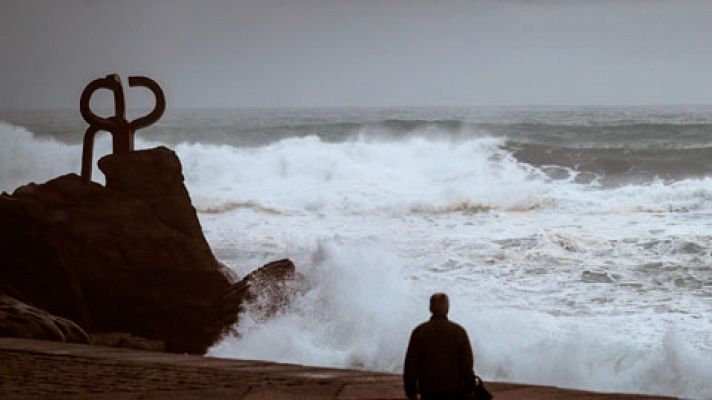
left=2, top=0, right=712, bottom=109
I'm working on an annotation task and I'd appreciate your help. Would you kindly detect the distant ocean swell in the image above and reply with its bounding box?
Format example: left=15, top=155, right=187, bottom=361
left=227, top=120, right=712, bottom=145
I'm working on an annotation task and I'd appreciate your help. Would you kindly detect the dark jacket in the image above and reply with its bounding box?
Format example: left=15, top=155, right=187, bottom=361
left=403, top=315, right=475, bottom=400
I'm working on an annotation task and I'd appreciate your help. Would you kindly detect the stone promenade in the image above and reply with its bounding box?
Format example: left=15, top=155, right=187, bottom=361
left=0, top=338, right=674, bottom=399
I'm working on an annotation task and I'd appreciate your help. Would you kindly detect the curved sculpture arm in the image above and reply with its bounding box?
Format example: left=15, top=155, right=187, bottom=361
left=79, top=74, right=125, bottom=131
left=128, top=76, right=166, bottom=131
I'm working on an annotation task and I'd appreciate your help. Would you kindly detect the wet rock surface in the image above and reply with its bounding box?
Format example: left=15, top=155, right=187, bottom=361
left=205, top=259, right=297, bottom=343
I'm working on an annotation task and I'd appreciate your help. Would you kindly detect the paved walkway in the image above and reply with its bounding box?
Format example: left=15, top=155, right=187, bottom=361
left=0, top=338, right=674, bottom=399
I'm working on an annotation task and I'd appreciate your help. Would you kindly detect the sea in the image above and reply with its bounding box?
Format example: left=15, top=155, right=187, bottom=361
left=1, top=107, right=711, bottom=399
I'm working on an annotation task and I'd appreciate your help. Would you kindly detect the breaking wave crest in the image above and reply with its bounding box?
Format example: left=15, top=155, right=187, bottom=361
left=1, top=123, right=81, bottom=191
left=175, top=135, right=712, bottom=217
left=4, top=121, right=712, bottom=217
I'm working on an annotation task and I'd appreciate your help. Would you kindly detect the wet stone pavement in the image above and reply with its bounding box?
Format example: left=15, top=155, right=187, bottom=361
left=0, top=338, right=674, bottom=399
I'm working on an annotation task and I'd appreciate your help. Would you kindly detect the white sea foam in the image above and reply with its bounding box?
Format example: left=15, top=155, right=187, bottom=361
left=0, top=122, right=114, bottom=190
left=208, top=239, right=712, bottom=399
left=2, top=121, right=711, bottom=398
left=169, top=134, right=712, bottom=217
left=4, top=121, right=712, bottom=216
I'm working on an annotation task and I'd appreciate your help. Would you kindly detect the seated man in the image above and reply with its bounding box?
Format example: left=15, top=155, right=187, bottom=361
left=403, top=293, right=476, bottom=400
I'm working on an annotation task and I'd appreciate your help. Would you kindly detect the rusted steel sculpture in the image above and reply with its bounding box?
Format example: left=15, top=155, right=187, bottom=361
left=79, top=74, right=165, bottom=182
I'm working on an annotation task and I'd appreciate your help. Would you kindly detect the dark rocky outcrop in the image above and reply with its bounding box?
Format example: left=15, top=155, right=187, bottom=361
left=229, top=259, right=297, bottom=319
left=0, top=146, right=292, bottom=353
left=204, top=259, right=296, bottom=343
left=0, top=292, right=89, bottom=343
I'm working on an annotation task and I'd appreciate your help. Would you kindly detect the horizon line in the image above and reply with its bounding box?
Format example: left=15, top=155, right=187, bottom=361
left=4, top=104, right=712, bottom=113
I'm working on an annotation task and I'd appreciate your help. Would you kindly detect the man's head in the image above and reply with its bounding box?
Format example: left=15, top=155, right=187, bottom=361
left=429, top=292, right=449, bottom=316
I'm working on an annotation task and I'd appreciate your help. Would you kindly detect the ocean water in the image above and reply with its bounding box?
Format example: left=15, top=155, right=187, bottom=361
left=1, top=107, right=711, bottom=399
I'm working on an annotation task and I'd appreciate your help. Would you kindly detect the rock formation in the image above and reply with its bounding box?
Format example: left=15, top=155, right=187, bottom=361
left=0, top=146, right=293, bottom=353
left=204, top=259, right=296, bottom=343
left=0, top=292, right=89, bottom=343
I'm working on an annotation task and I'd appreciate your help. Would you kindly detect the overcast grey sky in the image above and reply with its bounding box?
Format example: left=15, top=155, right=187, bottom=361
left=2, top=0, right=712, bottom=109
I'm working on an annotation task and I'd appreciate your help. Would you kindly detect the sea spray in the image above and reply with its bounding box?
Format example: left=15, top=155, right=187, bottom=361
left=208, top=238, right=712, bottom=399
left=209, top=241, right=425, bottom=372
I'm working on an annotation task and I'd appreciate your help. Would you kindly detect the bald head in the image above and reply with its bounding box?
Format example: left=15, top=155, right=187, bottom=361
left=429, top=293, right=449, bottom=316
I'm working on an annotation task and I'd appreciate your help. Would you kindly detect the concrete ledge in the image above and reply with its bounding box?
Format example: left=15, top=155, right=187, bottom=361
left=0, top=338, right=675, bottom=399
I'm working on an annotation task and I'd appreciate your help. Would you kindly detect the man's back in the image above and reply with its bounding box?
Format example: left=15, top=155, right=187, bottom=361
left=403, top=314, right=475, bottom=400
